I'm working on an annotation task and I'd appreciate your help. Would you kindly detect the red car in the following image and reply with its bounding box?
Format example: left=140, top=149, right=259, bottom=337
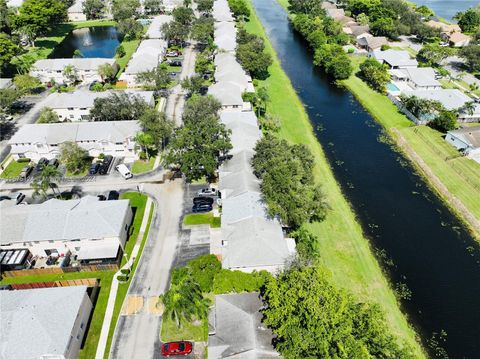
left=161, top=341, right=193, bottom=356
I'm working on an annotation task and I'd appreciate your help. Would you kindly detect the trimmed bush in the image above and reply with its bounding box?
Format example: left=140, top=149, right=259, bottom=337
left=121, top=268, right=131, bottom=275
left=117, top=275, right=129, bottom=282
left=213, top=269, right=272, bottom=294
left=17, top=158, right=31, bottom=163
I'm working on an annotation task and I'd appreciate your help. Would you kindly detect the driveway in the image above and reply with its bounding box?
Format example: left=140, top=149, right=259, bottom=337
left=442, top=56, right=480, bottom=88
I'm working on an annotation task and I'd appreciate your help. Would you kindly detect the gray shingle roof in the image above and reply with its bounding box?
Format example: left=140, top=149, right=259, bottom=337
left=44, top=90, right=155, bottom=109
left=221, top=191, right=266, bottom=225
left=0, top=286, right=90, bottom=359
left=214, top=22, right=237, bottom=52
left=123, top=39, right=167, bottom=74
left=221, top=217, right=290, bottom=269
left=32, top=58, right=115, bottom=71
left=208, top=292, right=280, bottom=359
left=0, top=196, right=131, bottom=245
left=400, top=67, right=441, bottom=87
left=146, top=15, right=173, bottom=39
left=402, top=89, right=471, bottom=111
left=9, top=121, right=140, bottom=145
left=213, top=0, right=234, bottom=22
left=372, top=49, right=418, bottom=67
left=447, top=126, right=480, bottom=148
left=208, top=82, right=244, bottom=107
left=220, top=170, right=261, bottom=199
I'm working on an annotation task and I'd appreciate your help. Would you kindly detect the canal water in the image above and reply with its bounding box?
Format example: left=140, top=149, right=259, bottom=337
left=50, top=26, right=120, bottom=59
left=409, top=0, right=478, bottom=21
left=252, top=0, right=480, bottom=357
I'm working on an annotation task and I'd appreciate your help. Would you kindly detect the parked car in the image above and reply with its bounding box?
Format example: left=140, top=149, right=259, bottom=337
left=107, top=190, right=119, bottom=200
left=197, top=187, right=218, bottom=197
left=166, top=50, right=180, bottom=57
left=98, top=155, right=113, bottom=175
left=192, top=202, right=213, bottom=213
left=19, top=166, right=33, bottom=180
left=89, top=163, right=100, bottom=175
left=97, top=194, right=106, bottom=201
left=168, top=59, right=182, bottom=67
left=193, top=196, right=214, bottom=205
left=47, top=158, right=59, bottom=168
left=161, top=341, right=193, bottom=356
left=0, top=195, right=11, bottom=201
left=35, top=157, right=49, bottom=171
left=116, top=164, right=133, bottom=179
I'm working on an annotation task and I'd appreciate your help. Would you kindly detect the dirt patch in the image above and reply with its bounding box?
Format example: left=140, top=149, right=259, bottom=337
left=121, top=295, right=144, bottom=315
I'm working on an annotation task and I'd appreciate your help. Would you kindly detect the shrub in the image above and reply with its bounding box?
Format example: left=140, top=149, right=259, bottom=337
left=17, top=158, right=31, bottom=163
left=121, top=268, right=131, bottom=275
left=115, top=44, right=126, bottom=58
left=90, top=82, right=104, bottom=92
left=117, top=275, right=129, bottom=282
left=188, top=255, right=221, bottom=292
left=98, top=153, right=105, bottom=159
left=213, top=269, right=272, bottom=294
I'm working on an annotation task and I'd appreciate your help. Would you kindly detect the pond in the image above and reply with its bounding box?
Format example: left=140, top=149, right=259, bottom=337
left=50, top=26, right=121, bottom=59
left=253, top=0, right=480, bottom=357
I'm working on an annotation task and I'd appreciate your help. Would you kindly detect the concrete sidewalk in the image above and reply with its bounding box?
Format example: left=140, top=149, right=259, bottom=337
left=95, top=197, right=153, bottom=359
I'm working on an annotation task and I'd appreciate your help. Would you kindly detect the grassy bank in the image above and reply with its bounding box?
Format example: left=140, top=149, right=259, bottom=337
left=343, top=57, right=480, bottom=238
left=245, top=1, right=424, bottom=356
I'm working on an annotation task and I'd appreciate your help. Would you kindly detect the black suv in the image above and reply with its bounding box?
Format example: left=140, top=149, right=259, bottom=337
left=107, top=190, right=119, bottom=200
left=35, top=158, right=49, bottom=171
left=89, top=163, right=100, bottom=175
left=98, top=156, right=113, bottom=175
left=193, top=196, right=214, bottom=205
left=192, top=202, right=213, bottom=213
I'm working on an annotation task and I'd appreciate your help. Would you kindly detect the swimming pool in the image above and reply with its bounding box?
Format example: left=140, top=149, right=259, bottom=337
left=387, top=82, right=400, bottom=92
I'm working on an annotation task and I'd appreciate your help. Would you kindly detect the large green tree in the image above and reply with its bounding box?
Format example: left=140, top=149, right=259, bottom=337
left=262, top=264, right=414, bottom=358
left=359, top=58, right=390, bottom=93
left=416, top=43, right=454, bottom=66
left=12, top=0, right=67, bottom=43
left=236, top=35, right=272, bottom=79
left=166, top=95, right=232, bottom=181
left=32, top=164, right=61, bottom=198
left=172, top=6, right=194, bottom=26
left=138, top=108, right=174, bottom=150
left=456, top=7, right=480, bottom=33
left=161, top=21, right=190, bottom=45
left=111, top=0, right=140, bottom=21
left=252, top=135, right=328, bottom=228
left=144, top=0, right=163, bottom=15
left=82, top=0, right=105, bottom=20
left=135, top=63, right=171, bottom=90
left=90, top=92, right=149, bottom=121
left=37, top=107, right=59, bottom=123
left=314, top=44, right=352, bottom=80
left=288, top=0, right=324, bottom=15
left=430, top=110, right=457, bottom=132
left=190, top=16, right=213, bottom=44
left=196, top=0, right=213, bottom=13
left=60, top=141, right=89, bottom=174
left=459, top=45, right=480, bottom=72
left=0, top=33, right=19, bottom=68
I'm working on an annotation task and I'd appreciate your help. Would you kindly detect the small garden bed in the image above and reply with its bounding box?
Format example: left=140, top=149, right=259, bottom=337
left=183, top=213, right=220, bottom=228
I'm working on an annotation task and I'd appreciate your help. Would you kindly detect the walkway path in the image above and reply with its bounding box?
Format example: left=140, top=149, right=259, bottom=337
left=95, top=197, right=153, bottom=359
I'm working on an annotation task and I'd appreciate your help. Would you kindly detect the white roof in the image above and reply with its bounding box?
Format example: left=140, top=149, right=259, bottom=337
left=214, top=22, right=237, bottom=52
left=44, top=90, right=155, bottom=109
left=213, top=0, right=234, bottom=22
left=227, top=121, right=262, bottom=153
left=146, top=15, right=173, bottom=38
left=68, top=0, right=84, bottom=13
left=221, top=191, right=266, bottom=225
left=32, top=58, right=115, bottom=72
left=77, top=244, right=120, bottom=260
left=372, top=49, right=418, bottom=67
left=0, top=286, right=90, bottom=359
left=9, top=121, right=140, bottom=145
left=400, top=67, right=441, bottom=87
left=220, top=170, right=261, bottom=199
left=220, top=111, right=258, bottom=127
left=208, top=293, right=280, bottom=359
left=208, top=82, right=244, bottom=107
left=219, top=149, right=254, bottom=174
left=0, top=196, right=131, bottom=245
left=123, top=39, right=167, bottom=75
left=222, top=217, right=290, bottom=269
left=402, top=89, right=472, bottom=111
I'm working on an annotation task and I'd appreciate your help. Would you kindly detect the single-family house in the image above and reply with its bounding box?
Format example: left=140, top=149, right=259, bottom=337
left=208, top=292, right=280, bottom=358
left=371, top=49, right=418, bottom=69
left=213, top=0, right=234, bottom=22
left=30, top=58, right=116, bottom=84
left=0, top=196, right=133, bottom=264
left=8, top=120, right=140, bottom=161
left=214, top=21, right=237, bottom=52
left=338, top=16, right=357, bottom=27
left=357, top=36, right=388, bottom=52
left=445, top=126, right=480, bottom=160
left=208, top=82, right=245, bottom=110
left=43, top=90, right=155, bottom=121
left=119, top=39, right=167, bottom=86
left=0, top=286, right=93, bottom=359
left=68, top=0, right=86, bottom=21
left=145, top=15, right=173, bottom=38
left=399, top=67, right=442, bottom=90
left=444, top=32, right=471, bottom=47
left=426, top=20, right=461, bottom=34
left=346, top=25, right=371, bottom=39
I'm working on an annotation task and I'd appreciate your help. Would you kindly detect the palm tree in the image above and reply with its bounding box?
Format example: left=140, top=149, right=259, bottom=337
left=32, top=164, right=62, bottom=199
left=159, top=278, right=210, bottom=328
left=135, top=132, right=155, bottom=161
left=62, top=65, right=78, bottom=85
left=97, top=63, right=116, bottom=84
left=460, top=101, right=476, bottom=116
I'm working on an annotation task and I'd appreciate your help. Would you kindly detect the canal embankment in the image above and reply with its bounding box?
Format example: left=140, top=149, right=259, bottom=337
left=244, top=1, right=425, bottom=356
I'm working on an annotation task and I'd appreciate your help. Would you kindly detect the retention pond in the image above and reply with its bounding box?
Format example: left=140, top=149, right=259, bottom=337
left=252, top=0, right=480, bottom=356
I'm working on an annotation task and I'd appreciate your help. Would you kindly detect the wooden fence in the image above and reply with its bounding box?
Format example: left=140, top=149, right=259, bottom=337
left=2, top=263, right=119, bottom=277
left=10, top=278, right=98, bottom=290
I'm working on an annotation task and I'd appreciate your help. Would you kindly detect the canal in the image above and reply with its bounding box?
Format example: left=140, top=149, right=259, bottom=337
left=252, top=0, right=480, bottom=357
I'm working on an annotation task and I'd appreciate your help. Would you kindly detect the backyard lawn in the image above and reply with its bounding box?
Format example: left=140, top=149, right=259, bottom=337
left=131, top=157, right=156, bottom=174
left=183, top=213, right=221, bottom=228
left=245, top=1, right=425, bottom=356
left=0, top=160, right=28, bottom=179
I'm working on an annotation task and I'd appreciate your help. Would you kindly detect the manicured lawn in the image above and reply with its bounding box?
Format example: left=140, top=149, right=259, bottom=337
left=131, top=157, right=156, bottom=174
left=342, top=57, right=480, bottom=237
left=103, top=203, right=154, bottom=359
left=0, top=271, right=115, bottom=359
left=160, top=316, right=208, bottom=342
left=0, top=160, right=28, bottom=179
left=184, top=213, right=221, bottom=228
left=245, top=2, right=425, bottom=356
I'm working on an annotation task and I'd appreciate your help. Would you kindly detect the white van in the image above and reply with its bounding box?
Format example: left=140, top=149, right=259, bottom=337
left=116, top=164, right=133, bottom=179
